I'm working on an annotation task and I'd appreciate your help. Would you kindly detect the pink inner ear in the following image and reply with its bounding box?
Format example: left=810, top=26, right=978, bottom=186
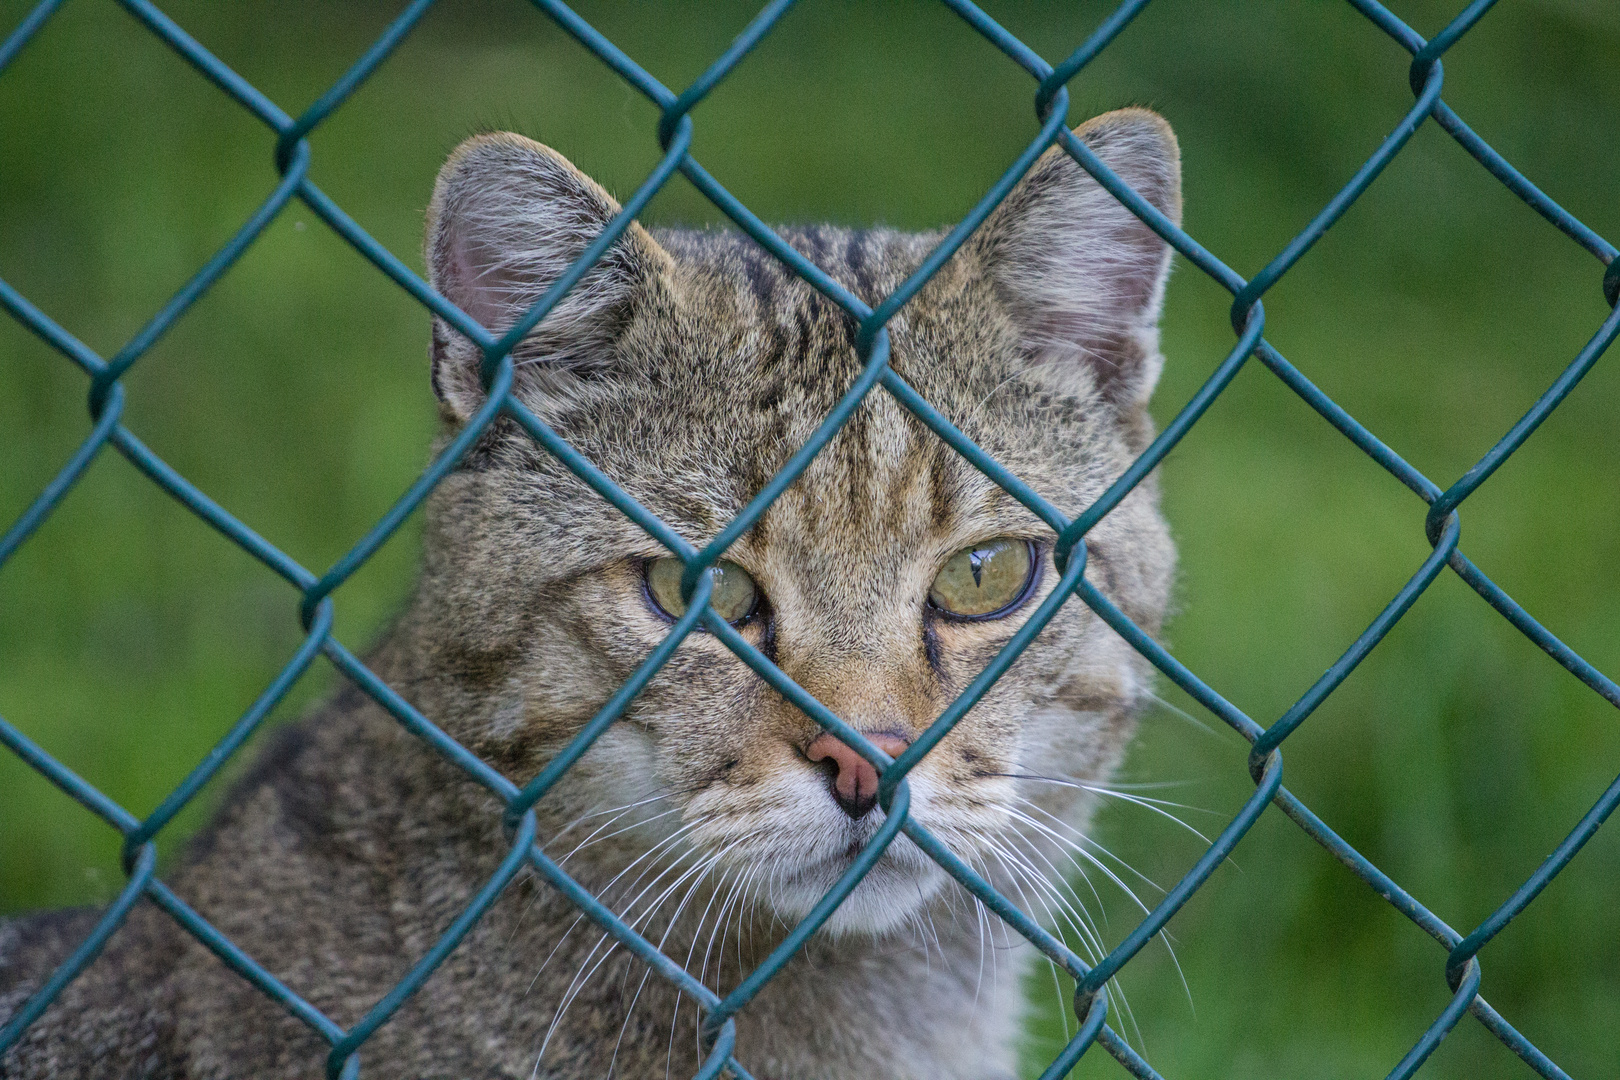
left=445, top=229, right=514, bottom=334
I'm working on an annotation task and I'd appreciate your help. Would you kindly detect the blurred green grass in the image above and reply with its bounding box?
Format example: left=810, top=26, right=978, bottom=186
left=1, top=1, right=1617, bottom=1076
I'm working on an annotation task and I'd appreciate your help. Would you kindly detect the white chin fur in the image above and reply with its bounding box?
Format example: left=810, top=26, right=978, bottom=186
left=767, top=840, right=949, bottom=937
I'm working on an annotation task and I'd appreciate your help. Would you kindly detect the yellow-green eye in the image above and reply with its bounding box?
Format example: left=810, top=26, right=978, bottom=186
left=928, top=539, right=1036, bottom=620
left=644, top=558, right=759, bottom=624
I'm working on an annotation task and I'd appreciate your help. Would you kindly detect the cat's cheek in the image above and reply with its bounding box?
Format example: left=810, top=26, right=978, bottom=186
left=927, top=621, right=1035, bottom=692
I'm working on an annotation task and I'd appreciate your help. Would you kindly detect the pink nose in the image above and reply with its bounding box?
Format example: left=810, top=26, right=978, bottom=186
left=805, top=732, right=911, bottom=819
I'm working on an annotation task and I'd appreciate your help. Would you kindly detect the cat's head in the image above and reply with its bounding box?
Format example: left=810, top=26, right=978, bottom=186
left=408, top=111, right=1179, bottom=937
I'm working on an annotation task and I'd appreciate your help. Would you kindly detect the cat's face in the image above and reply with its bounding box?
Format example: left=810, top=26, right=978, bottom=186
left=409, top=113, right=1179, bottom=937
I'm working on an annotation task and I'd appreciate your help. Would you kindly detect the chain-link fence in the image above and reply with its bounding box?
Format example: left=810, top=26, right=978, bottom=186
left=2, top=0, right=1617, bottom=1077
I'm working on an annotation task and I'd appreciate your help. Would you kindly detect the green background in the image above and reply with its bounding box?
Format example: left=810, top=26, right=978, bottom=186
left=2, top=1, right=1617, bottom=1076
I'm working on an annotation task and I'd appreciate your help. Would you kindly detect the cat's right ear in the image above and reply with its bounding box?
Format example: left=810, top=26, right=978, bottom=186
left=425, top=132, right=671, bottom=422
left=975, top=108, right=1182, bottom=412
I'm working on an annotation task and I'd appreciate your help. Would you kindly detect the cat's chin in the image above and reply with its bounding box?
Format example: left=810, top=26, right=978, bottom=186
left=766, top=844, right=950, bottom=938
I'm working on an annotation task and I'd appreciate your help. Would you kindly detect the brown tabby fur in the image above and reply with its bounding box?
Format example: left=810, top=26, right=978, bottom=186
left=1, top=109, right=1181, bottom=1079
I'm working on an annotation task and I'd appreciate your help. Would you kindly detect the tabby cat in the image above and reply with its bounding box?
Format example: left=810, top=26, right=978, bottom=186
left=0, top=107, right=1180, bottom=1079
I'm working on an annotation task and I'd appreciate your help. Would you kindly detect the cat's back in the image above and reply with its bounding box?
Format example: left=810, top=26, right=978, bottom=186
left=1, top=904, right=187, bottom=1078
left=0, top=907, right=102, bottom=1010
left=0, top=692, right=389, bottom=1079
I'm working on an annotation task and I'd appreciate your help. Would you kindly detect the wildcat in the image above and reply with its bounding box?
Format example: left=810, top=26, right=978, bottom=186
left=0, top=107, right=1180, bottom=1079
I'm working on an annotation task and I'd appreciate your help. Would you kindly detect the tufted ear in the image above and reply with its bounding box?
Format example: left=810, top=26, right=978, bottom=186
left=425, top=132, right=671, bottom=421
left=976, top=108, right=1181, bottom=411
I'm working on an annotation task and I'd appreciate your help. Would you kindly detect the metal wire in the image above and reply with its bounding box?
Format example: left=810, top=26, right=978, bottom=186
left=1, top=1, right=1616, bottom=1077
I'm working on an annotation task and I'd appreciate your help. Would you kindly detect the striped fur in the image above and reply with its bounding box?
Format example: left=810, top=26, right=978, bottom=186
left=2, top=110, right=1181, bottom=1079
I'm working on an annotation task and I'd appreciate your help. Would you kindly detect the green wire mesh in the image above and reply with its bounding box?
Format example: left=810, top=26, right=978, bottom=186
left=2, top=1, right=1618, bottom=1078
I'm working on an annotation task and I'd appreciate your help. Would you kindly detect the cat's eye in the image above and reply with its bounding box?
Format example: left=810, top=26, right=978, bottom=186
left=928, top=539, right=1036, bottom=620
left=644, top=557, right=759, bottom=624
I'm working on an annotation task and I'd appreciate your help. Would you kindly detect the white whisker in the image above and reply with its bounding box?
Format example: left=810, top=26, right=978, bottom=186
left=1015, top=797, right=1164, bottom=896
left=1004, top=771, right=1217, bottom=845
left=1141, top=689, right=1223, bottom=738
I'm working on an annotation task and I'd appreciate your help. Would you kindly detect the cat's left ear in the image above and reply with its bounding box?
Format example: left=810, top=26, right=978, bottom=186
left=425, top=132, right=673, bottom=422
left=976, top=108, right=1182, bottom=410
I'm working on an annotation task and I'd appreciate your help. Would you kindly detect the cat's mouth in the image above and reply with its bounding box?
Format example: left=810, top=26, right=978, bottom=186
left=804, top=807, right=900, bottom=868
left=756, top=823, right=950, bottom=937
left=681, top=761, right=990, bottom=936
